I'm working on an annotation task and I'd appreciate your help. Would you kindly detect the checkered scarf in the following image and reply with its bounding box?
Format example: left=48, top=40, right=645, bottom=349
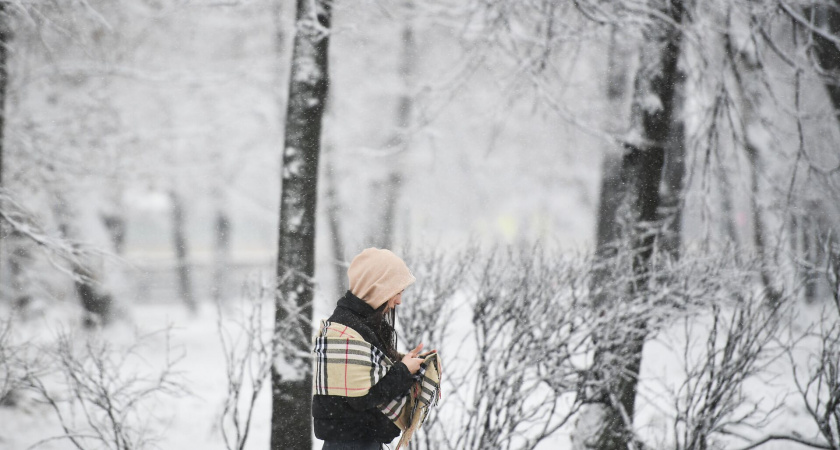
left=313, top=320, right=442, bottom=449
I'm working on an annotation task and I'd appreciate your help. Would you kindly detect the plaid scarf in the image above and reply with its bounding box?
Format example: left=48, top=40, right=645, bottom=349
left=313, top=320, right=442, bottom=449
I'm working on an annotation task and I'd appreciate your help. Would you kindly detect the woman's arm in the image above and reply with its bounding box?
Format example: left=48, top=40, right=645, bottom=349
left=345, top=362, right=414, bottom=411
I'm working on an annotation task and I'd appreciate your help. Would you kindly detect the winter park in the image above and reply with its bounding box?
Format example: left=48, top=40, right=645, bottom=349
left=2, top=0, right=840, bottom=449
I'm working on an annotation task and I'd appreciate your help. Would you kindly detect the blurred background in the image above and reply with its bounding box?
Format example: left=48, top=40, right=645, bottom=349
left=2, top=0, right=840, bottom=449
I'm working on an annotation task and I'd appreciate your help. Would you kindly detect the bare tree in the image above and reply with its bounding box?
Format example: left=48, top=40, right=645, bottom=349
left=405, top=246, right=594, bottom=450
left=25, top=329, right=184, bottom=450
left=52, top=193, right=114, bottom=326
left=668, top=296, right=784, bottom=450
left=0, top=3, right=10, bottom=290
left=270, top=0, right=332, bottom=447
left=216, top=275, right=276, bottom=450
left=0, top=2, right=6, bottom=191
left=577, top=1, right=686, bottom=448
left=757, top=240, right=840, bottom=450
left=725, top=15, right=785, bottom=305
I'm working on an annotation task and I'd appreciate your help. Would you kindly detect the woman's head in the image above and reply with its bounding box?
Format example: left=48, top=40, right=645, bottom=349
left=347, top=248, right=414, bottom=360
left=347, top=248, right=415, bottom=310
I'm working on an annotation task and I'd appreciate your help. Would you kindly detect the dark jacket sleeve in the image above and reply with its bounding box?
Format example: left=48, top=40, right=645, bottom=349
left=345, top=362, right=415, bottom=411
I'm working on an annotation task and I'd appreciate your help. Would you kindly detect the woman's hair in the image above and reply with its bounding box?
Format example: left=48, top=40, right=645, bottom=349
left=365, top=303, right=400, bottom=361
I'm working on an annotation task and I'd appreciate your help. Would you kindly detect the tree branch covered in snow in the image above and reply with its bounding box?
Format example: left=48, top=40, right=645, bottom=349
left=668, top=295, right=786, bottom=450
left=0, top=189, right=100, bottom=283
left=23, top=328, right=185, bottom=450
left=0, top=318, right=45, bottom=407
left=215, top=274, right=277, bottom=450
left=400, top=244, right=806, bottom=450
left=773, top=242, right=840, bottom=450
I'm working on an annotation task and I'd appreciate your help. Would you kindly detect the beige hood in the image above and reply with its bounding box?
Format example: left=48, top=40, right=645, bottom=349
left=348, top=248, right=416, bottom=310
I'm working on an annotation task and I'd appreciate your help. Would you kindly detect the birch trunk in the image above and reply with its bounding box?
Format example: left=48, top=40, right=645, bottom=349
left=270, top=0, right=331, bottom=447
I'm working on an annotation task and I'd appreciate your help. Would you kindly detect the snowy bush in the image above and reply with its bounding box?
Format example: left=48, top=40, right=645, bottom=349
left=215, top=273, right=277, bottom=450
left=2, top=326, right=185, bottom=450
left=399, top=244, right=819, bottom=450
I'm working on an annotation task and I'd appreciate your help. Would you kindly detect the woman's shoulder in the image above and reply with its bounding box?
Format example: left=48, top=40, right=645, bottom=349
left=327, top=309, right=379, bottom=345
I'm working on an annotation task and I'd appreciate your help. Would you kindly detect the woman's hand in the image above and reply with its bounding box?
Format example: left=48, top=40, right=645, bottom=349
left=401, top=343, right=425, bottom=374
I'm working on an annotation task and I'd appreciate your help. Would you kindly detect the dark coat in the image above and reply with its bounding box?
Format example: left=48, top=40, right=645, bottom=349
left=312, top=291, right=415, bottom=443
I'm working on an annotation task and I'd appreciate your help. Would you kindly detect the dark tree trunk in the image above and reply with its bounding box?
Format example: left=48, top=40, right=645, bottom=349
left=581, top=36, right=634, bottom=450
left=0, top=3, right=8, bottom=188
left=7, top=231, right=31, bottom=310
left=53, top=196, right=113, bottom=326
left=659, top=68, right=686, bottom=259
left=270, top=0, right=331, bottom=448
left=100, top=213, right=126, bottom=254
left=0, top=5, right=10, bottom=285
left=100, top=196, right=127, bottom=255
left=169, top=190, right=196, bottom=313
left=581, top=3, right=684, bottom=449
left=810, top=2, right=840, bottom=121
left=72, top=263, right=114, bottom=328
left=804, top=2, right=840, bottom=302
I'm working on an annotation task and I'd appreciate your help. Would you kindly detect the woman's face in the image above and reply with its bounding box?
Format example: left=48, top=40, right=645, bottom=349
left=385, top=291, right=403, bottom=312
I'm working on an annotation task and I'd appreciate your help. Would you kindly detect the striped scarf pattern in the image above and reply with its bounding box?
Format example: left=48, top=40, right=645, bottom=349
left=313, top=320, right=442, bottom=448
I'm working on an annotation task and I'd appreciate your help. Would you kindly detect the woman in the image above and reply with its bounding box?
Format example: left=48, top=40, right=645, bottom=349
left=312, top=248, right=427, bottom=450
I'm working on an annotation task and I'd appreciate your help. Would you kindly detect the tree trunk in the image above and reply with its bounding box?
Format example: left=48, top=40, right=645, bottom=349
left=804, top=2, right=840, bottom=302
left=579, top=3, right=684, bottom=449
left=100, top=212, right=126, bottom=255
left=717, top=150, right=741, bottom=252
left=169, top=190, right=196, bottom=313
left=7, top=231, right=32, bottom=310
left=100, top=192, right=126, bottom=255
left=726, top=21, right=782, bottom=304
left=270, top=0, right=331, bottom=448
left=373, top=2, right=416, bottom=249
left=589, top=24, right=632, bottom=292
left=659, top=67, right=686, bottom=259
left=0, top=4, right=10, bottom=286
left=577, top=32, right=634, bottom=450
left=52, top=196, right=113, bottom=326
left=810, top=1, right=840, bottom=122
left=212, top=194, right=231, bottom=304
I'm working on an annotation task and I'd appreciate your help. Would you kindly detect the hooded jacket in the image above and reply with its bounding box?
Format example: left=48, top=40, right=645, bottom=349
left=347, top=248, right=416, bottom=310
left=311, top=291, right=415, bottom=442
